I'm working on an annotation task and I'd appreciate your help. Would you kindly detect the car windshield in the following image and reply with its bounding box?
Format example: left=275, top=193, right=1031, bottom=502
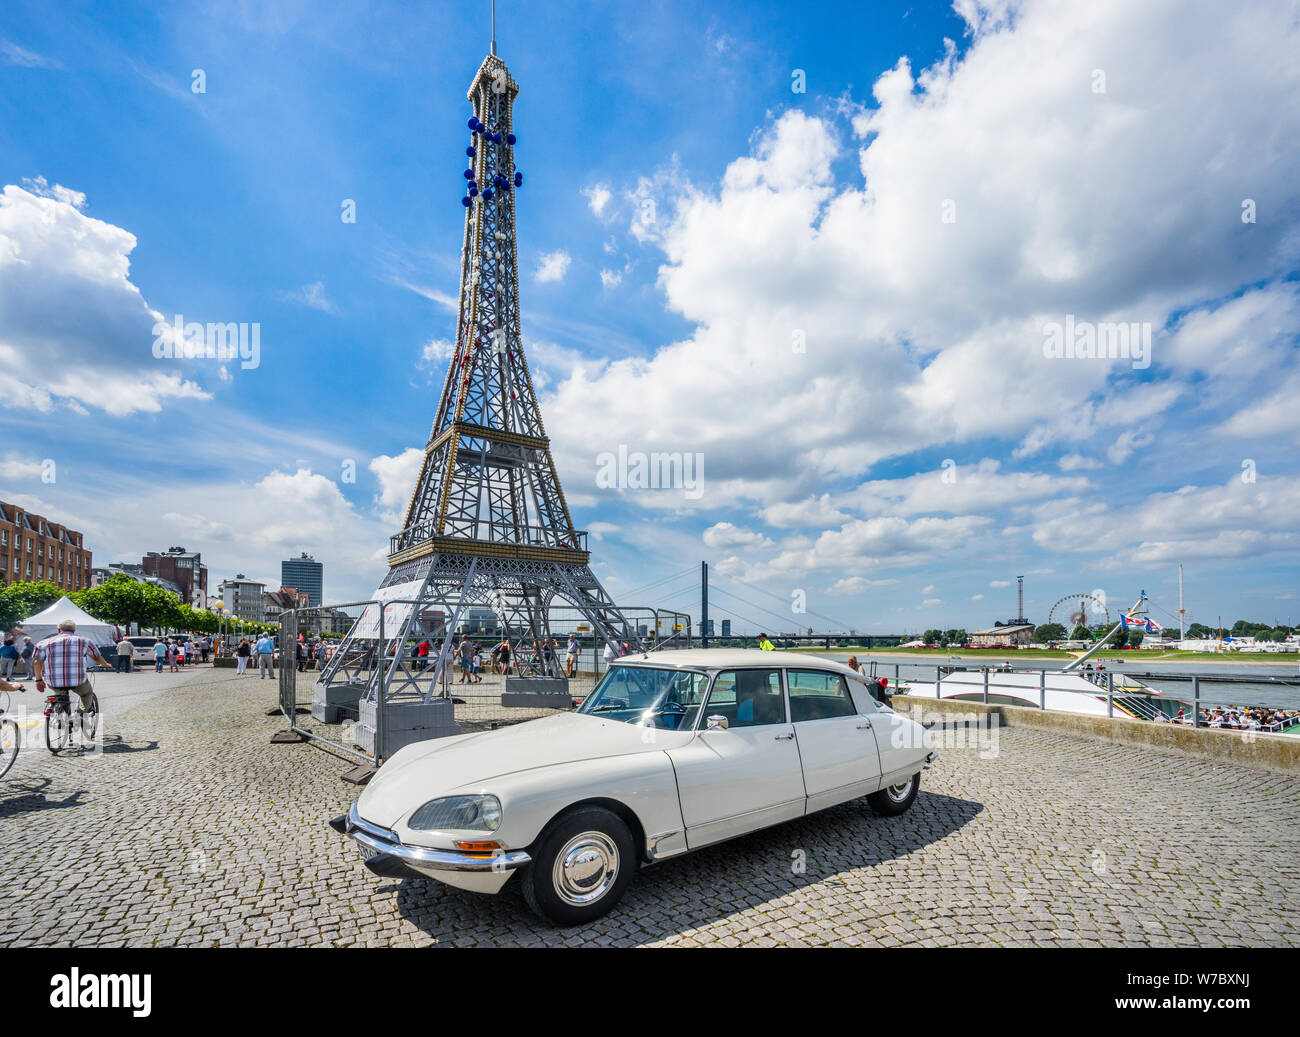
left=576, top=665, right=710, bottom=730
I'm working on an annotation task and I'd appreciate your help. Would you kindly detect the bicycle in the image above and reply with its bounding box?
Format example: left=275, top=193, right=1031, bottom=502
left=44, top=684, right=99, bottom=754
left=0, top=689, right=19, bottom=778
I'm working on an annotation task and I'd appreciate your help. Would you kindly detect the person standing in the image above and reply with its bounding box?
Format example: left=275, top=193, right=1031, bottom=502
left=153, top=638, right=167, bottom=673
left=201, top=636, right=211, bottom=664
left=236, top=637, right=252, bottom=676
left=757, top=633, right=775, bottom=651
left=602, top=640, right=616, bottom=669
left=19, top=637, right=35, bottom=680
left=565, top=633, right=580, bottom=678
left=458, top=635, right=473, bottom=683
left=0, top=638, right=18, bottom=681
left=416, top=638, right=432, bottom=671
left=255, top=631, right=276, bottom=679
left=116, top=633, right=134, bottom=673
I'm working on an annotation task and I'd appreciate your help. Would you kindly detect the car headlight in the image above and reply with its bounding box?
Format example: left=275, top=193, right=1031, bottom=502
left=408, top=795, right=502, bottom=832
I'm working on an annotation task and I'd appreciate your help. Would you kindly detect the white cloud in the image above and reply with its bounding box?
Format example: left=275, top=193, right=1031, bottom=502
left=583, top=184, right=612, bottom=218
left=368, top=448, right=424, bottom=526
left=541, top=0, right=1300, bottom=519
left=0, top=39, right=62, bottom=70
left=0, top=183, right=212, bottom=416
left=990, top=580, right=1011, bottom=588
left=599, top=268, right=622, bottom=289
left=827, top=576, right=900, bottom=595
left=279, top=280, right=338, bottom=314
left=535, top=250, right=571, bottom=283
left=971, top=594, right=984, bottom=601
left=702, top=521, right=771, bottom=550
left=922, top=584, right=937, bottom=594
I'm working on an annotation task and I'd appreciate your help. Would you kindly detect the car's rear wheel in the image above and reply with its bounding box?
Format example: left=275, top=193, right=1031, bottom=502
left=521, top=806, right=636, bottom=927
left=867, top=773, right=920, bottom=816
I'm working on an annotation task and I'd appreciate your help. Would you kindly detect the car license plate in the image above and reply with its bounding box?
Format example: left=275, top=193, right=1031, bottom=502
left=358, top=844, right=379, bottom=862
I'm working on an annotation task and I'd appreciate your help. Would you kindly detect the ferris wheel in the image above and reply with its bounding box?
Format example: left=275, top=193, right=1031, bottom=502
left=1047, top=593, right=1111, bottom=631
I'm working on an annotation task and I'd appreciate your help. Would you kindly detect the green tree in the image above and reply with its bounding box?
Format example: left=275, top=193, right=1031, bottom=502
left=0, top=580, right=67, bottom=631
left=1070, top=624, right=1091, bottom=641
left=1035, top=622, right=1066, bottom=643
left=1127, top=629, right=1144, bottom=647
left=943, top=628, right=968, bottom=645
left=922, top=628, right=942, bottom=646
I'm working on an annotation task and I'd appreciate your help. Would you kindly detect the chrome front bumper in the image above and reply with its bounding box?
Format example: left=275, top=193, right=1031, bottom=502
left=330, top=803, right=531, bottom=882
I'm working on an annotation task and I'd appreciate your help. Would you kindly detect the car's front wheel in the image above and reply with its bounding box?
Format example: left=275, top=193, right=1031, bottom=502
left=867, top=773, right=920, bottom=816
left=521, top=806, right=636, bottom=926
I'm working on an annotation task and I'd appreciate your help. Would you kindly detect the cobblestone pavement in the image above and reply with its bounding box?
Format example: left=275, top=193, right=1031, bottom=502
left=2, top=668, right=1298, bottom=947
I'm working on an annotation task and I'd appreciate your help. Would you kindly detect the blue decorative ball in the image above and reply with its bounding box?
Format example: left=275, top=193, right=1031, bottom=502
left=469, top=184, right=478, bottom=196
left=507, top=133, right=517, bottom=145
left=467, top=117, right=477, bottom=130
left=461, top=197, right=471, bottom=207
left=466, top=145, right=476, bottom=157
left=482, top=188, right=494, bottom=201
left=514, top=172, right=523, bottom=186
left=463, top=168, right=473, bottom=179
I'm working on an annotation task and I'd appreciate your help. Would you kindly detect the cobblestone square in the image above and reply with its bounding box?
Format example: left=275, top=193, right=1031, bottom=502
left=2, top=667, right=1297, bottom=947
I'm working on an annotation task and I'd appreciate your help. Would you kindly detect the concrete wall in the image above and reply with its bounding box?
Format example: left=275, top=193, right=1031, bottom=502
left=892, top=693, right=1300, bottom=772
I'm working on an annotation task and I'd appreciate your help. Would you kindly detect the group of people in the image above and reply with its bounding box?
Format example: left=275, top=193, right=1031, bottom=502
left=148, top=636, right=210, bottom=672
left=232, top=634, right=335, bottom=678
left=1188, top=705, right=1300, bottom=731
left=0, top=635, right=35, bottom=680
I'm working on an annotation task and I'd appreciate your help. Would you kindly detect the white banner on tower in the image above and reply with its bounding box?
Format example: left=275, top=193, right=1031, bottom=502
left=352, top=579, right=425, bottom=639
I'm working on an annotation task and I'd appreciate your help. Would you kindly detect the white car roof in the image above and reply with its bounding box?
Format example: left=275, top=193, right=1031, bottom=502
left=614, top=648, right=865, bottom=677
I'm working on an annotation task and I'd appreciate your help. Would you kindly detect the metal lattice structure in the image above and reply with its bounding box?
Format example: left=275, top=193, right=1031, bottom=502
left=316, top=49, right=638, bottom=752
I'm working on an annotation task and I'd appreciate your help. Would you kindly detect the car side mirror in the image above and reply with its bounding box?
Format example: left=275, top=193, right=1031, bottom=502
left=706, top=714, right=728, bottom=731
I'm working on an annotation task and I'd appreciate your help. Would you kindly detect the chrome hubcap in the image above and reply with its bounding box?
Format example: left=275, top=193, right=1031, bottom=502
left=553, top=831, right=619, bottom=905
left=886, top=778, right=914, bottom=803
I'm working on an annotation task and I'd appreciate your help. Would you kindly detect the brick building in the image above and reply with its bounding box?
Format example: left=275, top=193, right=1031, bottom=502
left=0, top=501, right=93, bottom=591
left=141, top=547, right=208, bottom=607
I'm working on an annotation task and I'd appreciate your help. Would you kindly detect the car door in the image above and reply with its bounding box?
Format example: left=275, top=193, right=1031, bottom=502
left=788, top=669, right=882, bottom=811
left=846, top=677, right=926, bottom=786
left=667, top=667, right=806, bottom=849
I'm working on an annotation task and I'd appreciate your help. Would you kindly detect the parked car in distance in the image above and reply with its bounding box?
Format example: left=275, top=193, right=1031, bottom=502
left=126, top=636, right=161, bottom=663
left=331, top=649, right=936, bottom=925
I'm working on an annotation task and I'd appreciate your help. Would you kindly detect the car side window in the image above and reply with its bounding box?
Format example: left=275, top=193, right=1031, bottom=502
left=702, top=669, right=786, bottom=728
left=787, top=670, right=857, bottom=722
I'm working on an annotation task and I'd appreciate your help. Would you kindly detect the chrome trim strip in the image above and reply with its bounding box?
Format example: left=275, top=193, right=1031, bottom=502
left=343, top=803, right=531, bottom=874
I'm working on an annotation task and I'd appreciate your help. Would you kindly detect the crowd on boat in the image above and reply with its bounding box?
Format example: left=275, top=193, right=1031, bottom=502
left=1193, top=705, right=1300, bottom=732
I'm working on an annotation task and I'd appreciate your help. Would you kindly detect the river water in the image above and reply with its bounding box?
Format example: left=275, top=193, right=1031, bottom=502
left=828, top=654, right=1300, bottom=711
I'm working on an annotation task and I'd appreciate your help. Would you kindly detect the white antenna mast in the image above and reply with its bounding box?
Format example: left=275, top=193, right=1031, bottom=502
left=491, top=0, right=497, bottom=55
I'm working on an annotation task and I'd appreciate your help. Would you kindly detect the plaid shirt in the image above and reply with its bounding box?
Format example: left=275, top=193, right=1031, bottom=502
left=34, top=633, right=100, bottom=688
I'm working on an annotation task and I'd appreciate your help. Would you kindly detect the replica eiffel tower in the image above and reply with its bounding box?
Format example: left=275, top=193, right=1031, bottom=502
left=317, top=26, right=635, bottom=753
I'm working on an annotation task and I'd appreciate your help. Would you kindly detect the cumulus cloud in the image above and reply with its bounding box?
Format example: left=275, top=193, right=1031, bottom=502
left=369, top=448, right=425, bottom=526
left=535, top=250, right=571, bottom=283
left=582, top=184, right=612, bottom=218
left=0, top=183, right=212, bottom=416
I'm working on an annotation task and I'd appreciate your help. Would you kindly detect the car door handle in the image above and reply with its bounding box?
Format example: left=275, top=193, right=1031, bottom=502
left=857, top=721, right=873, bottom=729
left=774, top=732, right=794, bottom=740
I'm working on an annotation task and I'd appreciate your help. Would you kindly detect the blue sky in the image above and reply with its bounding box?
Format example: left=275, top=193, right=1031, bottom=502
left=1, top=0, right=1298, bottom=634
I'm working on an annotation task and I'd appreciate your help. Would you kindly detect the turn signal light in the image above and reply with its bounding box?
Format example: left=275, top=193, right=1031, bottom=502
left=454, top=840, right=502, bottom=854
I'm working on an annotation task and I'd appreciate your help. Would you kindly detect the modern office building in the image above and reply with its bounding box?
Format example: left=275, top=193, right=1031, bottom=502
left=280, top=552, right=323, bottom=606
left=0, top=501, right=93, bottom=591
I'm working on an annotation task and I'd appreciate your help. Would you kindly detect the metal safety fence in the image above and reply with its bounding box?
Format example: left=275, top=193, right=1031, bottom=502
left=875, top=659, right=1300, bottom=729
left=273, top=600, right=690, bottom=769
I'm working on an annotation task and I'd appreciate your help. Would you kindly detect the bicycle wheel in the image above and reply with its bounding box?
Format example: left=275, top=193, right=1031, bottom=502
left=45, top=703, right=70, bottom=753
left=79, top=692, right=100, bottom=741
left=0, top=717, right=18, bottom=777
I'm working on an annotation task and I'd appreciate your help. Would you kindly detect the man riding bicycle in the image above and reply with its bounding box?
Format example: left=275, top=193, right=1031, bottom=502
left=33, top=619, right=112, bottom=712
